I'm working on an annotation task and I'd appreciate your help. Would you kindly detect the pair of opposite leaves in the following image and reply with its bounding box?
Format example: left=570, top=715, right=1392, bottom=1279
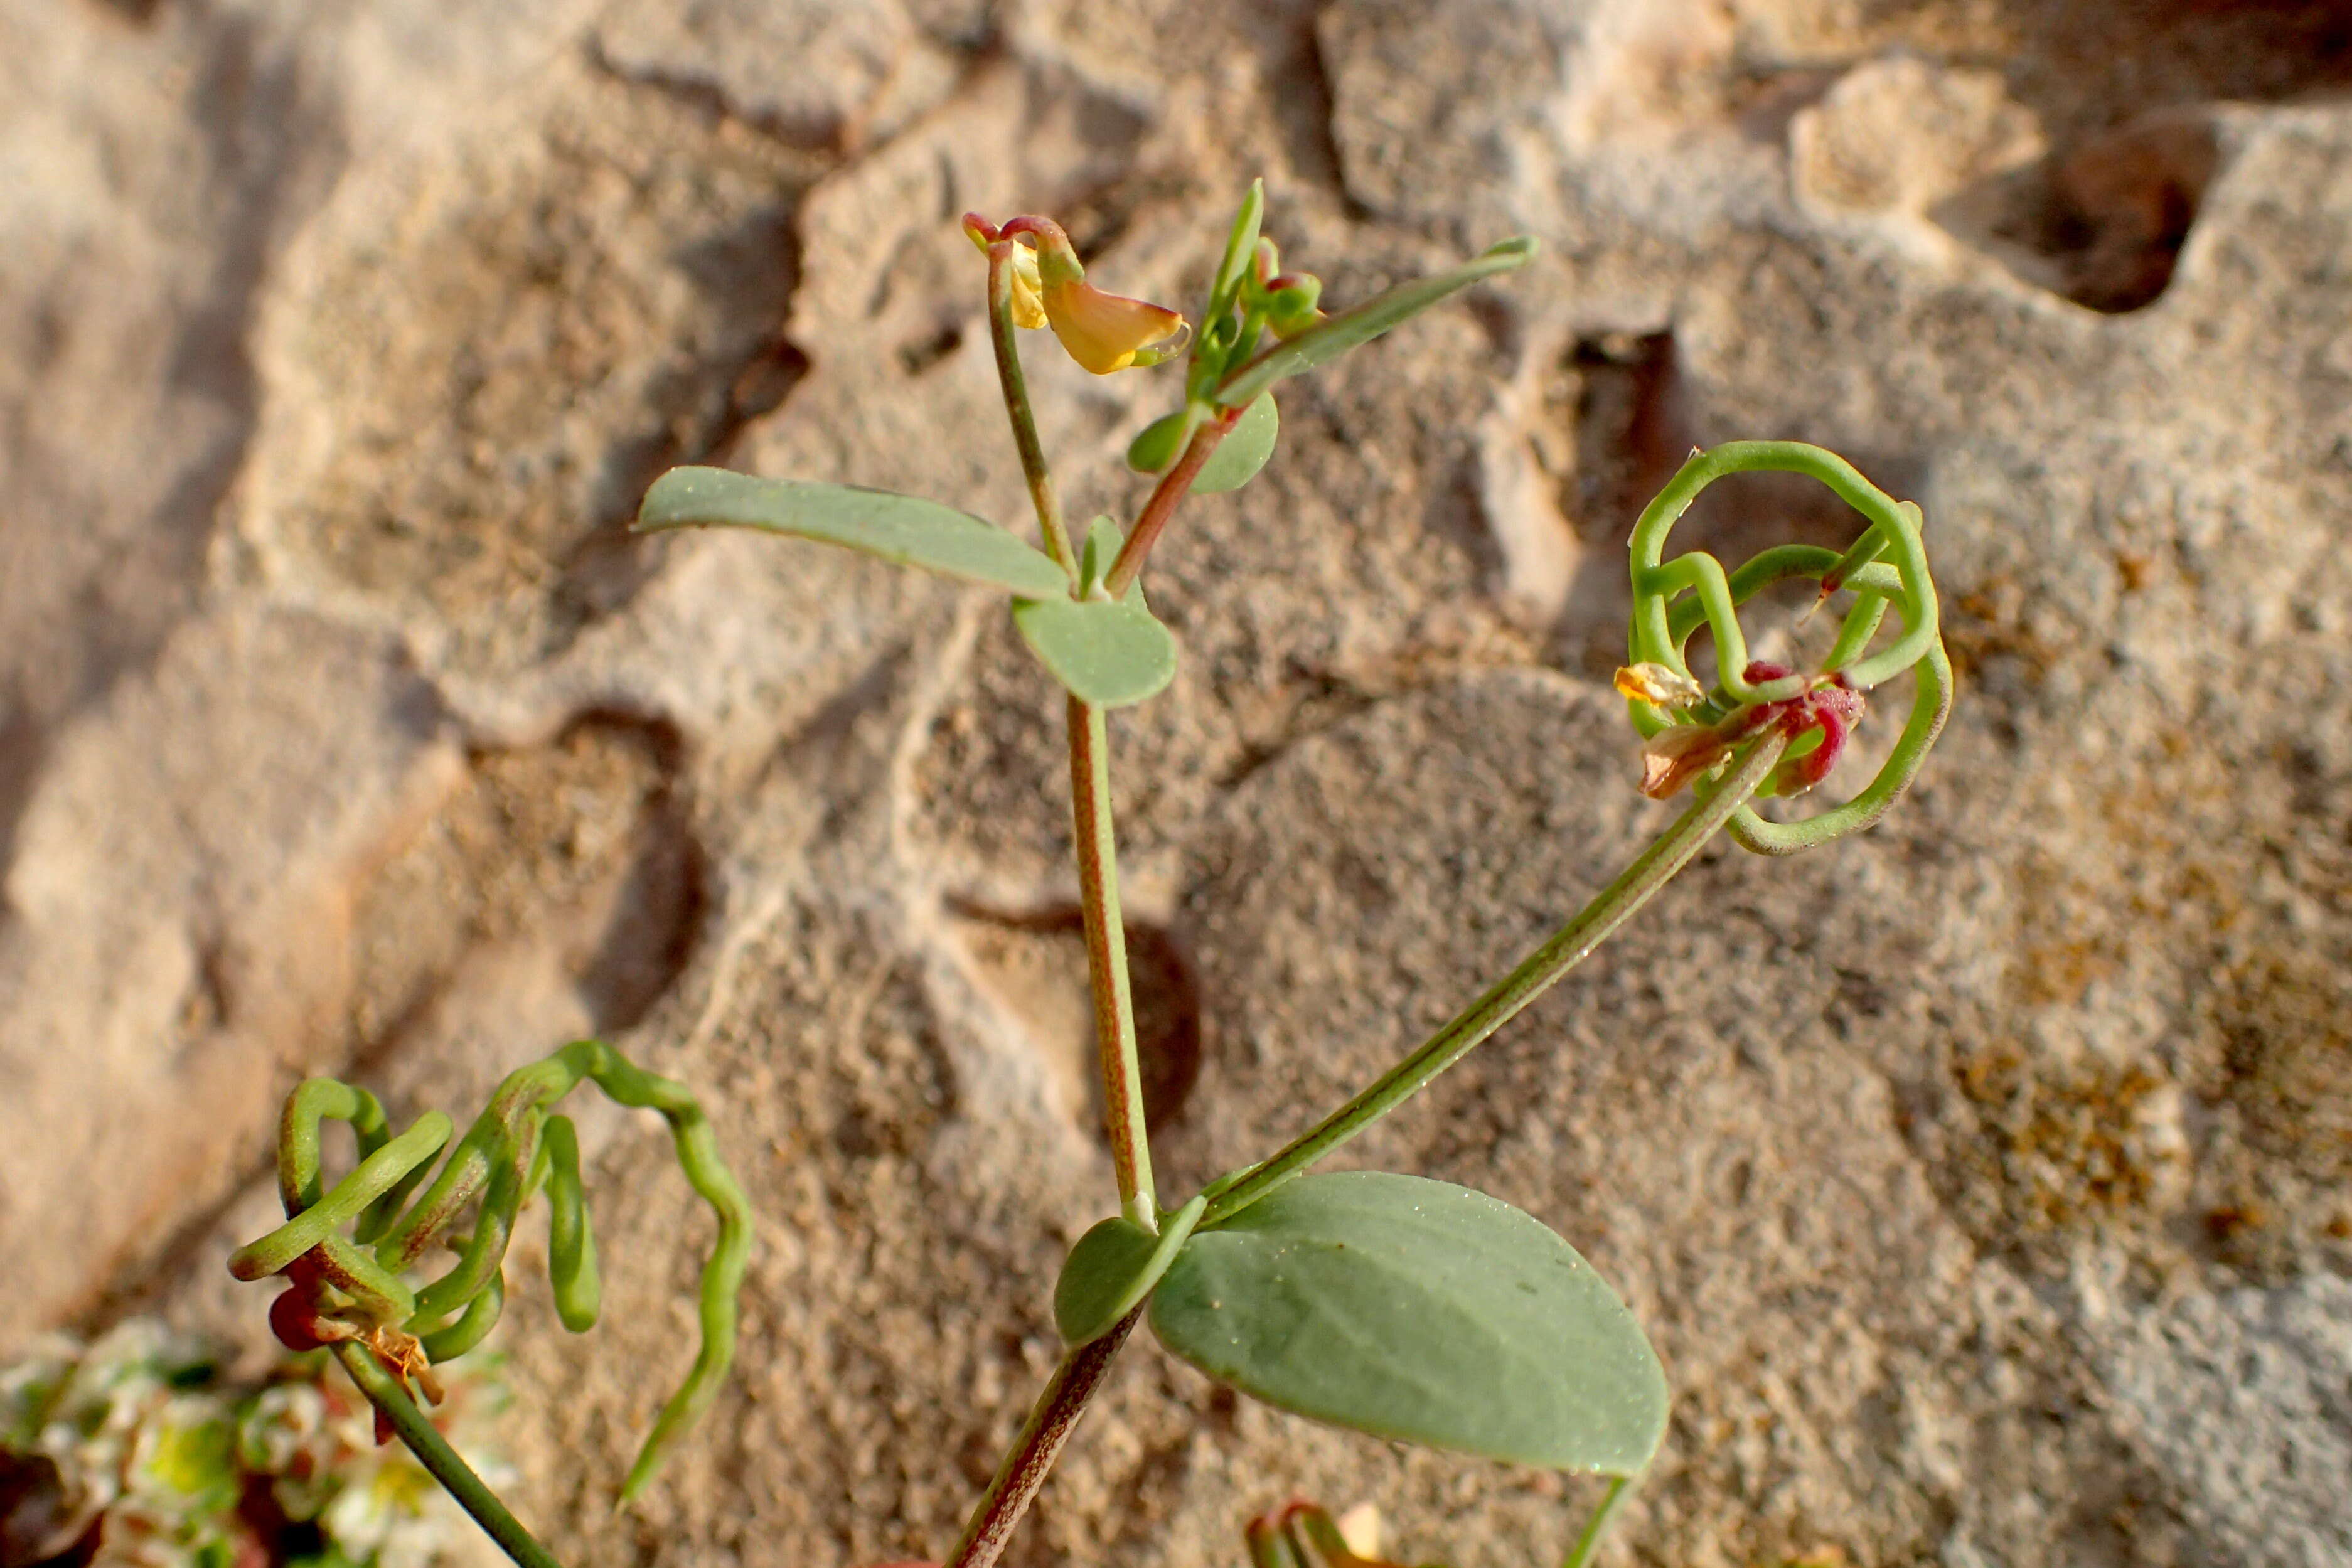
left=631, top=408, right=1276, bottom=711
left=633, top=371, right=1278, bottom=709
left=633, top=235, right=1536, bottom=711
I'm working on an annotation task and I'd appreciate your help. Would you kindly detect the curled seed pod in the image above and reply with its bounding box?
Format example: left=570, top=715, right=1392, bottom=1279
left=229, top=1040, right=750, bottom=1505
left=1622, top=440, right=1950, bottom=854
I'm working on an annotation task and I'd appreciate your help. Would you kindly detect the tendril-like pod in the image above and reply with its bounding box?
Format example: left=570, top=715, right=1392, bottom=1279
left=228, top=1039, right=750, bottom=1503
left=1622, top=440, right=1954, bottom=855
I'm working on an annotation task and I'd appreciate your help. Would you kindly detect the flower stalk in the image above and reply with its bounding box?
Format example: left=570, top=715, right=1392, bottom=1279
left=985, top=238, right=1079, bottom=575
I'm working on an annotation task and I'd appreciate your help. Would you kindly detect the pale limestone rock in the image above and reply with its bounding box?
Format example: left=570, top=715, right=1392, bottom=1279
left=1790, top=54, right=2046, bottom=220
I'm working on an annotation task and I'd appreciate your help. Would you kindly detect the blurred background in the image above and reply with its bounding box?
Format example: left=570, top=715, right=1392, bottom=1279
left=3, top=1, right=2349, bottom=1564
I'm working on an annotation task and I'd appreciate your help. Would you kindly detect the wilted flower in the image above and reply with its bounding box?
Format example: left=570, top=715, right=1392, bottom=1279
left=1614, top=661, right=1708, bottom=710
left=1637, top=663, right=1866, bottom=800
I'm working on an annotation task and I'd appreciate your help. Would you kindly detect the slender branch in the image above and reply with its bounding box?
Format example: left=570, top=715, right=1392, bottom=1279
left=1067, top=697, right=1160, bottom=1225
left=942, top=1308, right=1143, bottom=1568
left=1103, top=410, right=1234, bottom=599
left=986, top=241, right=1078, bottom=575
left=333, top=1342, right=567, bottom=1568
left=1199, top=732, right=1790, bottom=1228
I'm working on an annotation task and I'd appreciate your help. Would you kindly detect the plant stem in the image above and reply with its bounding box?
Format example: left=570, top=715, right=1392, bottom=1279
left=1068, top=696, right=1160, bottom=1227
left=980, top=239, right=1160, bottom=1224
left=1199, top=732, right=1790, bottom=1228
left=942, top=1308, right=1143, bottom=1568
left=1559, top=1473, right=1635, bottom=1568
left=986, top=241, right=1078, bottom=575
left=333, top=1341, right=566, bottom=1568
left=1103, top=410, right=1234, bottom=599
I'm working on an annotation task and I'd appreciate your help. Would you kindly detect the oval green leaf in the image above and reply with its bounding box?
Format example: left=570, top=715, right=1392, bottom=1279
left=1214, top=237, right=1538, bottom=408
left=1149, top=1171, right=1666, bottom=1474
left=1192, top=395, right=1278, bottom=494
left=1012, top=596, right=1177, bottom=708
left=1054, top=1194, right=1207, bottom=1346
left=1126, top=409, right=1195, bottom=476
left=636, top=466, right=1069, bottom=598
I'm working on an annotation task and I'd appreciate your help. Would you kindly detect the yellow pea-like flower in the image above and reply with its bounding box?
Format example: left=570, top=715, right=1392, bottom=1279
left=966, top=211, right=1187, bottom=374
left=1041, top=277, right=1188, bottom=374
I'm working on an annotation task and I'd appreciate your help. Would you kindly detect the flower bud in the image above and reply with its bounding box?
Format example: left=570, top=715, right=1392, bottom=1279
left=1265, top=272, right=1324, bottom=337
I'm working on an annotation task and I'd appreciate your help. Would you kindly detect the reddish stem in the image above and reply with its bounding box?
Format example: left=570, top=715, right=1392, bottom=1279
left=941, top=1309, right=1141, bottom=1568
left=1103, top=408, right=1237, bottom=598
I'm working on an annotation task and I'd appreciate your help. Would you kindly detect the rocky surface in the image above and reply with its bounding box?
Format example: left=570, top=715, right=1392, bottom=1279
left=5, top=1, right=2351, bottom=1565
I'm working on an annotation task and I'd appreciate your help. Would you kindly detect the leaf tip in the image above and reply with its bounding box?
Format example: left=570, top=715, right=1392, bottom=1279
left=634, top=466, right=739, bottom=533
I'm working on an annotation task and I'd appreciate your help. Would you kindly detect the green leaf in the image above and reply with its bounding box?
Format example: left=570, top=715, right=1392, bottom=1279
left=1207, top=179, right=1266, bottom=331
left=1013, top=595, right=1177, bottom=708
left=1214, top=237, right=1539, bottom=408
left=635, top=466, right=1070, bottom=598
left=1192, top=394, right=1278, bottom=493
left=1126, top=409, right=1196, bottom=475
left=1054, top=1194, right=1207, bottom=1345
left=1149, top=1171, right=1666, bottom=1473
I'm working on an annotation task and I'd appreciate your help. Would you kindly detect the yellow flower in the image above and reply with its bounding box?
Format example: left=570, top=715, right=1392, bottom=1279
left=1006, top=245, right=1048, bottom=329
left=1042, top=277, right=1187, bottom=373
left=965, top=212, right=1187, bottom=374
left=965, top=213, right=1046, bottom=326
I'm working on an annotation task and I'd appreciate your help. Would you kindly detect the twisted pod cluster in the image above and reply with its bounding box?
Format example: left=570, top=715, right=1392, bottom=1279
left=227, top=1040, right=749, bottom=1505
left=1619, top=440, right=1953, bottom=855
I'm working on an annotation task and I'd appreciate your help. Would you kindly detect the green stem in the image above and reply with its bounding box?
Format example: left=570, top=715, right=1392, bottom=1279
left=981, top=238, right=1158, bottom=1224
left=1559, top=1473, right=1635, bottom=1568
left=333, top=1342, right=565, bottom=1568
left=951, top=234, right=1159, bottom=1568
left=1103, top=409, right=1233, bottom=599
left=1199, top=732, right=1789, bottom=1228
left=1067, top=696, right=1159, bottom=1226
left=942, top=1308, right=1142, bottom=1568
left=986, top=242, right=1078, bottom=575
